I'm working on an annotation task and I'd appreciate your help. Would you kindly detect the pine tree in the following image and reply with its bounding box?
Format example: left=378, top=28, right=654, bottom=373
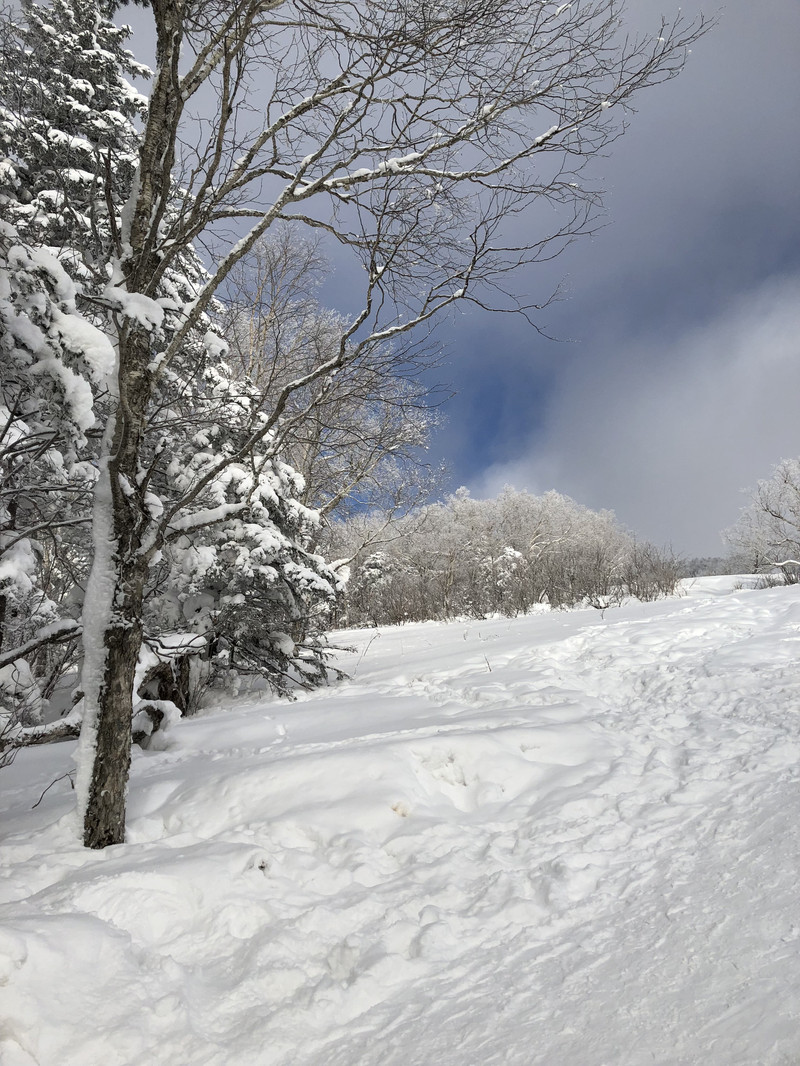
left=0, top=0, right=145, bottom=740
left=0, top=215, right=113, bottom=739
left=0, top=0, right=148, bottom=277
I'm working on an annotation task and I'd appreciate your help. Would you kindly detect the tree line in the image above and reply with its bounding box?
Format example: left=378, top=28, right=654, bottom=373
left=327, top=487, right=680, bottom=626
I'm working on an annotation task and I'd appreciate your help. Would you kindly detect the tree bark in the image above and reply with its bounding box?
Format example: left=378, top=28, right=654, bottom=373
left=81, top=325, right=154, bottom=848
left=81, top=584, right=143, bottom=848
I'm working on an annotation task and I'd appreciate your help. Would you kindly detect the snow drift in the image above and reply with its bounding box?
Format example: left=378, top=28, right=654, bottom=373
left=1, top=577, right=799, bottom=1065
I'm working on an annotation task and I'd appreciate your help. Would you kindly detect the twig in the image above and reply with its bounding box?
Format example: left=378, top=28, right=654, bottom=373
left=353, top=632, right=380, bottom=677
left=32, top=771, right=75, bottom=809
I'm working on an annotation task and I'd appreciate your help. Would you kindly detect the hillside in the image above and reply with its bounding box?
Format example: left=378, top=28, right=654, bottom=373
left=2, top=578, right=800, bottom=1065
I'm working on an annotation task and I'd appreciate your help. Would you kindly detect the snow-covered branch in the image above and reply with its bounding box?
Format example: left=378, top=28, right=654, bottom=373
left=0, top=620, right=82, bottom=672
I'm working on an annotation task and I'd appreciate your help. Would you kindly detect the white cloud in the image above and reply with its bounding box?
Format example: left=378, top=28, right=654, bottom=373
left=473, top=272, right=800, bottom=555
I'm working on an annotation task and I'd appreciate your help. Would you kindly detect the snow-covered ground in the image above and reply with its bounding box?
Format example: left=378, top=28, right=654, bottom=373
left=2, top=577, right=800, bottom=1066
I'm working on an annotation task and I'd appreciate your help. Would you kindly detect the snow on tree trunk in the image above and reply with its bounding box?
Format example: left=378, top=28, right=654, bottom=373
left=74, top=0, right=178, bottom=844
left=78, top=315, right=155, bottom=845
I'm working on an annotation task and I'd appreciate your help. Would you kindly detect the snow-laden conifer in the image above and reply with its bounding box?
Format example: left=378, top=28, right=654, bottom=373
left=0, top=0, right=143, bottom=746
left=0, top=216, right=110, bottom=741
left=0, top=0, right=148, bottom=277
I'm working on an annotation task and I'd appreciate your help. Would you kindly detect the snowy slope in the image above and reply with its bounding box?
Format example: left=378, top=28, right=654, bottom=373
left=2, top=578, right=800, bottom=1066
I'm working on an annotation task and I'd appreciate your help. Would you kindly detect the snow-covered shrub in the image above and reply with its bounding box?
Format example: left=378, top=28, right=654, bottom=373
left=134, top=346, right=342, bottom=704
left=621, top=542, right=681, bottom=601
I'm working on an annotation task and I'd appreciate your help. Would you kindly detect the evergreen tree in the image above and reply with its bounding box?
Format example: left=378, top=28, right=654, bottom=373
left=0, top=0, right=144, bottom=739
left=0, top=0, right=148, bottom=277
left=137, top=337, right=342, bottom=714
left=0, top=215, right=112, bottom=736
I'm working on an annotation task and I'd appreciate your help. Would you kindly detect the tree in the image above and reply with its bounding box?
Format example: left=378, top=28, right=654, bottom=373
left=0, top=0, right=339, bottom=763
left=0, top=0, right=149, bottom=274
left=219, top=229, right=443, bottom=524
left=0, top=225, right=103, bottom=729
left=0, top=0, right=149, bottom=744
left=723, top=458, right=800, bottom=581
left=138, top=346, right=341, bottom=708
left=38, top=0, right=706, bottom=847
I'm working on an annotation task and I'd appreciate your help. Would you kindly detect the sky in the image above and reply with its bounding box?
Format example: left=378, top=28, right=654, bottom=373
left=435, top=0, right=800, bottom=556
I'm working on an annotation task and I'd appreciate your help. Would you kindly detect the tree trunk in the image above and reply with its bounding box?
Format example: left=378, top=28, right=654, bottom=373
left=81, top=601, right=142, bottom=847
left=77, top=3, right=185, bottom=847
left=80, top=326, right=153, bottom=848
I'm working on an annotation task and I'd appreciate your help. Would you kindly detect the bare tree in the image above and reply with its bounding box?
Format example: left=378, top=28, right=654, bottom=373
left=71, top=0, right=706, bottom=846
left=723, top=458, right=800, bottom=581
left=220, top=229, right=443, bottom=521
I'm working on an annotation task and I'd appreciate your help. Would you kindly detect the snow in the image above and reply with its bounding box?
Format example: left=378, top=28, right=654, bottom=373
left=28, top=352, right=96, bottom=433
left=103, top=283, right=165, bottom=330
left=51, top=306, right=115, bottom=384
left=45, top=129, right=94, bottom=154
left=73, top=414, right=120, bottom=823
left=3, top=578, right=800, bottom=1064
left=534, top=123, right=560, bottom=146
left=167, top=502, right=247, bottom=534
left=117, top=78, right=150, bottom=111
left=0, top=658, right=42, bottom=725
left=0, top=539, right=38, bottom=600
left=345, top=152, right=424, bottom=184
left=377, top=152, right=422, bottom=174
left=203, top=329, right=229, bottom=360
left=17, top=246, right=77, bottom=303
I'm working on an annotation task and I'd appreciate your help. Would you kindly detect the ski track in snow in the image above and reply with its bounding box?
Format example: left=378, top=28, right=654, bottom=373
left=1, top=578, right=800, bottom=1065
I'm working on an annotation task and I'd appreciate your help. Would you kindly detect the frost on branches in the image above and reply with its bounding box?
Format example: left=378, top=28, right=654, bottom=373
left=724, top=458, right=800, bottom=583
left=329, top=488, right=680, bottom=626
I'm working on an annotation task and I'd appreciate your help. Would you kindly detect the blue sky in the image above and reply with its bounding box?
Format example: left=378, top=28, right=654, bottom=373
left=433, top=0, right=800, bottom=555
